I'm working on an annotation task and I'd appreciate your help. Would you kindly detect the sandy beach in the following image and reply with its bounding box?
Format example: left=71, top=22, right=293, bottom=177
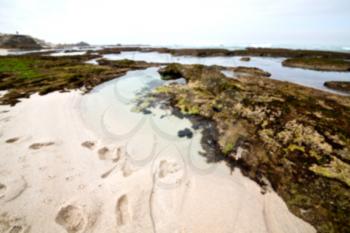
left=1, top=0, right=350, bottom=231
left=0, top=86, right=316, bottom=233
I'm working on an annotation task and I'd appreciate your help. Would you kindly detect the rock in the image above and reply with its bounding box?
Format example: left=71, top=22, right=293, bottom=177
left=75, top=41, right=90, bottom=47
left=155, top=63, right=350, bottom=233
left=231, top=66, right=271, bottom=78
left=240, top=57, right=251, bottom=62
left=324, top=81, right=350, bottom=93
left=0, top=34, right=43, bottom=49
left=282, top=57, right=350, bottom=72
left=158, top=63, right=184, bottom=80
left=142, top=109, right=152, bottom=115
left=177, top=128, right=193, bottom=138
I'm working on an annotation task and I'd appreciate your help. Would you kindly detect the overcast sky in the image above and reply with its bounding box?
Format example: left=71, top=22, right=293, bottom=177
left=0, top=0, right=349, bottom=47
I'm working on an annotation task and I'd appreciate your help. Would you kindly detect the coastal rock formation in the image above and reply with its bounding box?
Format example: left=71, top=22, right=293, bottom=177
left=97, top=46, right=350, bottom=60
left=231, top=66, right=271, bottom=78
left=154, top=63, right=350, bottom=233
left=0, top=34, right=43, bottom=49
left=324, top=81, right=350, bottom=93
left=0, top=55, right=158, bottom=105
left=159, top=63, right=271, bottom=80
left=240, top=57, right=251, bottom=61
left=55, top=41, right=90, bottom=49
left=282, top=57, right=350, bottom=72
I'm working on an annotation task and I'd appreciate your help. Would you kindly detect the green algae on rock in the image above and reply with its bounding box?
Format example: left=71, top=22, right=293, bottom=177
left=154, top=63, right=350, bottom=233
left=282, top=57, right=350, bottom=72
left=0, top=55, right=157, bottom=105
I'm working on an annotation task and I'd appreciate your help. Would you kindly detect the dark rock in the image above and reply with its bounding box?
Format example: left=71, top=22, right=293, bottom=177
left=158, top=63, right=184, bottom=80
left=240, top=57, right=251, bottom=62
left=177, top=128, right=193, bottom=138
left=142, top=109, right=152, bottom=115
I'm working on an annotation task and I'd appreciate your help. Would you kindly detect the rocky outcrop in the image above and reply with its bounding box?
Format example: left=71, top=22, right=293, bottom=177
left=240, top=57, right=250, bottom=62
left=75, top=41, right=90, bottom=47
left=97, top=47, right=350, bottom=60
left=231, top=66, right=271, bottom=78
left=324, top=81, right=350, bottom=93
left=0, top=54, right=158, bottom=105
left=0, top=34, right=43, bottom=49
left=282, top=57, right=350, bottom=72
left=54, top=41, right=90, bottom=49
left=154, top=64, right=350, bottom=233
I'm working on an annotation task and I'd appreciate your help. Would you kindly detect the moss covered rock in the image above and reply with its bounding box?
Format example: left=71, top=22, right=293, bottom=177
left=154, top=63, right=350, bottom=233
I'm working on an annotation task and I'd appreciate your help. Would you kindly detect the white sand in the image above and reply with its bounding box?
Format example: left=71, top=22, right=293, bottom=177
left=0, top=49, right=9, bottom=56
left=0, top=91, right=316, bottom=233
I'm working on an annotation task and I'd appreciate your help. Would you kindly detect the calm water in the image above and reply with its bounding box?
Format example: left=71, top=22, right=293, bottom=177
left=104, top=52, right=350, bottom=95
left=78, top=68, right=219, bottom=173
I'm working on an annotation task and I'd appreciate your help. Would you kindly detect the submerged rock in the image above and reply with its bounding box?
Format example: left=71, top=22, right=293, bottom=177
left=177, top=128, right=193, bottom=138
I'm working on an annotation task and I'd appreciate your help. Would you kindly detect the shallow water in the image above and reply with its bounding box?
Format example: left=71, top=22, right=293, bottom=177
left=79, top=67, right=221, bottom=175
left=104, top=51, right=350, bottom=95
left=50, top=51, right=87, bottom=56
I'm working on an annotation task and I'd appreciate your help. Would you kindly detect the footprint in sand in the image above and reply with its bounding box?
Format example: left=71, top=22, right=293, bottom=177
left=0, top=213, right=30, bottom=233
left=5, top=137, right=20, bottom=144
left=7, top=225, right=30, bottom=233
left=158, top=160, right=181, bottom=179
left=0, top=177, right=27, bottom=202
left=56, top=205, right=87, bottom=233
left=121, top=160, right=134, bottom=178
left=97, top=146, right=122, bottom=162
left=148, top=160, right=188, bottom=233
left=115, top=195, right=130, bottom=226
left=81, top=141, right=96, bottom=150
left=152, top=145, right=187, bottom=189
left=114, top=191, right=155, bottom=233
left=154, top=159, right=185, bottom=188
left=29, top=142, right=55, bottom=150
left=0, top=116, right=11, bottom=122
left=55, top=199, right=100, bottom=233
left=0, top=183, right=6, bottom=199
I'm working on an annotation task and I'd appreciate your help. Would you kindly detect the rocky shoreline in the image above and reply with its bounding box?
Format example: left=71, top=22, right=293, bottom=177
left=283, top=57, right=350, bottom=72
left=0, top=54, right=160, bottom=105
left=151, top=63, right=350, bottom=233
left=96, top=47, right=350, bottom=60
left=324, top=81, right=350, bottom=93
